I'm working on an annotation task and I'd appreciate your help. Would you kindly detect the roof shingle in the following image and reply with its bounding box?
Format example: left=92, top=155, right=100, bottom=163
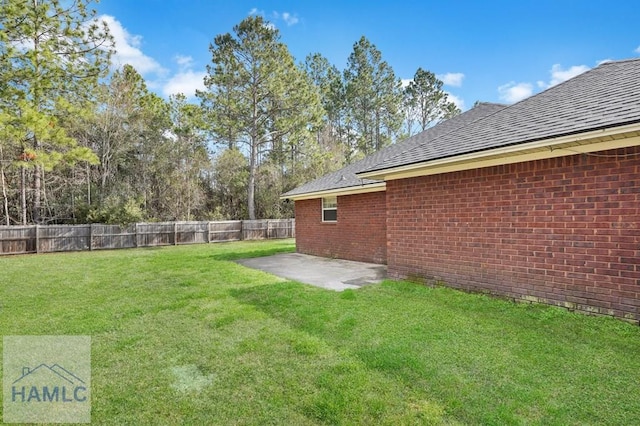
left=363, top=58, right=640, bottom=174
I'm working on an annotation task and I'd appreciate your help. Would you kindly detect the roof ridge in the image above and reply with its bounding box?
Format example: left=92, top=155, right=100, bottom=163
left=497, top=58, right=639, bottom=111
left=490, top=65, right=594, bottom=113
left=596, top=57, right=640, bottom=65
left=475, top=101, right=508, bottom=107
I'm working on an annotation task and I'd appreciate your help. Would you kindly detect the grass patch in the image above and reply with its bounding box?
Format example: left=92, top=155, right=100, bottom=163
left=1, top=239, right=639, bottom=424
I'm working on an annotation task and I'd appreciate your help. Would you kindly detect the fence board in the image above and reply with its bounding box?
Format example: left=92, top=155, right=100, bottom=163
left=91, top=224, right=136, bottom=250
left=209, top=221, right=243, bottom=242
left=0, top=226, right=36, bottom=255
left=267, top=219, right=295, bottom=239
left=137, top=222, right=175, bottom=247
left=243, top=219, right=268, bottom=240
left=176, top=222, right=209, bottom=245
left=0, top=219, right=294, bottom=256
left=38, top=225, right=91, bottom=253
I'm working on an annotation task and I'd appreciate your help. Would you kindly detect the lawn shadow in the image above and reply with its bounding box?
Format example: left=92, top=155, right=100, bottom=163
left=229, top=282, right=397, bottom=366
left=230, top=282, right=330, bottom=327
left=209, top=246, right=295, bottom=261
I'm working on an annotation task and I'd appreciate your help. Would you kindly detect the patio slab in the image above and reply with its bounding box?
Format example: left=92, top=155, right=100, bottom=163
left=235, top=253, right=387, bottom=291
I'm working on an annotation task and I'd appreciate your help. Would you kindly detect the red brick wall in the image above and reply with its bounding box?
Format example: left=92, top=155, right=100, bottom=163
left=386, top=147, right=640, bottom=323
left=295, top=191, right=387, bottom=264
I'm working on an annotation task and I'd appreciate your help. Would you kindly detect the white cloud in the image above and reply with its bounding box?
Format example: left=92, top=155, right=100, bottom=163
left=249, top=8, right=300, bottom=27
left=162, top=70, right=206, bottom=98
left=281, top=12, right=299, bottom=26
left=98, top=15, right=165, bottom=76
left=548, top=64, right=589, bottom=87
left=498, top=82, right=533, bottom=103
left=438, top=72, right=465, bottom=87
left=98, top=16, right=204, bottom=99
left=446, top=93, right=465, bottom=110
left=501, top=62, right=594, bottom=104
left=174, top=55, right=194, bottom=68
left=161, top=55, right=206, bottom=98
left=400, top=78, right=412, bottom=88
left=536, top=64, right=589, bottom=89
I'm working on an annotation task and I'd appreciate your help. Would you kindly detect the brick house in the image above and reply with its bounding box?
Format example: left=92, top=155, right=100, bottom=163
left=283, top=58, right=640, bottom=323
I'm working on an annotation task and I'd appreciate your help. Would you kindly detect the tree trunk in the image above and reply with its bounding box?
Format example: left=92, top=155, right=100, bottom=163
left=86, top=163, right=91, bottom=205
left=248, top=138, right=257, bottom=220
left=0, top=147, right=10, bottom=225
left=375, top=111, right=381, bottom=151
left=186, top=167, right=192, bottom=221
left=33, top=163, right=41, bottom=223
left=31, top=6, right=41, bottom=224
left=21, top=167, right=27, bottom=225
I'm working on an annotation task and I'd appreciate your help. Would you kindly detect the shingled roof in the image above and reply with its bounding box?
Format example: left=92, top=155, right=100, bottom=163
left=361, top=58, right=640, bottom=175
left=284, top=58, right=640, bottom=199
left=282, top=102, right=506, bottom=198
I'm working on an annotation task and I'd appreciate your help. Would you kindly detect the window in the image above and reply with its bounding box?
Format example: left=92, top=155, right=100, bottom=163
left=322, top=196, right=337, bottom=222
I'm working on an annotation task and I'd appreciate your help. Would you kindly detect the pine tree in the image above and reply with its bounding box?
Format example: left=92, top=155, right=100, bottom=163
left=344, top=36, right=403, bottom=158
left=403, top=68, right=461, bottom=135
left=198, top=16, right=322, bottom=220
left=0, top=0, right=111, bottom=223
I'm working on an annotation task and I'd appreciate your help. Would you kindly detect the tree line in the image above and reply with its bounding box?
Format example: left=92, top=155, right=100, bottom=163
left=0, top=0, right=460, bottom=225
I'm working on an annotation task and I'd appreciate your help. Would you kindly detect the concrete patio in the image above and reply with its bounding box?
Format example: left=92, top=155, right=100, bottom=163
left=235, top=253, right=387, bottom=291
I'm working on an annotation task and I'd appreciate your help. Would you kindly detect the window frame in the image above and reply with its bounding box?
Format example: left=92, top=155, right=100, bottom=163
left=321, top=196, right=337, bottom=223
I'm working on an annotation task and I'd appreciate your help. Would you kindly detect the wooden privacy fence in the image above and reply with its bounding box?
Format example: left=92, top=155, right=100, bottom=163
left=0, top=219, right=295, bottom=256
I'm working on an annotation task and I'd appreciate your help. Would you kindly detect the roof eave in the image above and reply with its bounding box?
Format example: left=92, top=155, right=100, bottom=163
left=357, top=123, right=640, bottom=181
left=280, top=182, right=386, bottom=201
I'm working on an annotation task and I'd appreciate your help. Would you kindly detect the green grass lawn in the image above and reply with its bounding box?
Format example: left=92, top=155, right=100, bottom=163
left=1, top=240, right=639, bottom=425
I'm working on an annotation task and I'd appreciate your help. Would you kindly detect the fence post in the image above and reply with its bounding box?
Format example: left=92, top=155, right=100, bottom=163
left=174, top=222, right=178, bottom=246
left=89, top=223, right=94, bottom=251
left=35, top=224, right=39, bottom=254
left=206, top=222, right=210, bottom=243
left=135, top=223, right=139, bottom=248
left=266, top=220, right=270, bottom=239
left=240, top=220, right=244, bottom=241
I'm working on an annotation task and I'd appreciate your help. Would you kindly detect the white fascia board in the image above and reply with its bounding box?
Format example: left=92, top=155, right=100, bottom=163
left=280, top=182, right=386, bottom=201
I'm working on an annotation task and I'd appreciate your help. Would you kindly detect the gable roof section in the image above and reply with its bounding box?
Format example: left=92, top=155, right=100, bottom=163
left=359, top=58, right=640, bottom=179
left=282, top=102, right=506, bottom=199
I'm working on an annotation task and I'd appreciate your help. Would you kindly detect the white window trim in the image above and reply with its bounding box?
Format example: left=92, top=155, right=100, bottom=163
left=322, top=196, right=337, bottom=222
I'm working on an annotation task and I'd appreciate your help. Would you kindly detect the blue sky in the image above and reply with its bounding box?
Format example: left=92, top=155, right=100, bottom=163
left=94, top=0, right=640, bottom=110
